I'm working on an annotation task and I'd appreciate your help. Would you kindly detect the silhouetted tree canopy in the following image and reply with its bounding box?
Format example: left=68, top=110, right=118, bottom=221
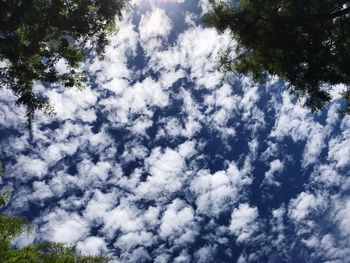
left=0, top=0, right=127, bottom=128
left=204, top=0, right=350, bottom=113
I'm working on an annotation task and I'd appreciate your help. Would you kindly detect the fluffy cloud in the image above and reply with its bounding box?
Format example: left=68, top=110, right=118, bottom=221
left=8, top=155, right=48, bottom=180
left=139, top=8, right=173, bottom=50
left=136, top=142, right=195, bottom=201
left=38, top=209, right=90, bottom=245
left=191, top=163, right=251, bottom=216
left=229, top=203, right=259, bottom=242
left=262, top=159, right=284, bottom=186
left=159, top=199, right=195, bottom=242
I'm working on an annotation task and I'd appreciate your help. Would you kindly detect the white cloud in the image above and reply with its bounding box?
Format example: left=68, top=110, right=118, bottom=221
left=36, top=83, right=98, bottom=123
left=198, top=0, right=212, bottom=15
left=101, top=205, right=144, bottom=239
left=100, top=77, right=169, bottom=128
left=136, top=142, right=194, bottom=200
left=335, top=198, right=350, bottom=236
left=115, top=231, right=154, bottom=251
left=173, top=250, right=191, bottom=263
left=159, top=199, right=195, bottom=241
left=328, top=134, right=350, bottom=169
left=78, top=160, right=112, bottom=182
left=263, top=159, right=284, bottom=186
left=139, top=8, right=173, bottom=50
left=32, top=181, right=53, bottom=200
left=269, top=91, right=332, bottom=167
left=39, top=209, right=90, bottom=245
left=0, top=88, right=27, bottom=128
left=42, top=141, right=80, bottom=165
left=84, top=190, right=119, bottom=224
left=148, top=26, right=232, bottom=88
left=288, top=192, right=324, bottom=221
left=9, top=155, right=48, bottom=180
left=194, top=246, right=215, bottom=263
left=229, top=203, right=259, bottom=242
left=77, top=236, right=108, bottom=256
left=270, top=206, right=287, bottom=247
left=191, top=163, right=251, bottom=216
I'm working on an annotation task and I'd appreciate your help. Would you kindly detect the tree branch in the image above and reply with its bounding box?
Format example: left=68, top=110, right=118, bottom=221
left=326, top=6, right=350, bottom=19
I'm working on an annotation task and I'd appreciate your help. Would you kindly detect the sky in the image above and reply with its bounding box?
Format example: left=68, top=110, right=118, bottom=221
left=1, top=0, right=350, bottom=262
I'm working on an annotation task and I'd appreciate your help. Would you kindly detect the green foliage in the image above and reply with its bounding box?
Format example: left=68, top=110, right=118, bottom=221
left=0, top=189, right=10, bottom=207
left=0, top=164, right=108, bottom=262
left=0, top=0, right=128, bottom=128
left=0, top=164, right=10, bottom=206
left=204, top=0, right=350, bottom=113
left=0, top=214, right=109, bottom=262
left=0, top=215, right=28, bottom=258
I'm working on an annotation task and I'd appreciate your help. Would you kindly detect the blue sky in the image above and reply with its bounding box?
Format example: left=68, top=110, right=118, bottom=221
left=1, top=0, right=350, bottom=262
